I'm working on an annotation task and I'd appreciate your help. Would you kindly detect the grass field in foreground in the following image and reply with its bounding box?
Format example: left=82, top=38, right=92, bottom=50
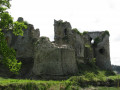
left=0, top=70, right=120, bottom=90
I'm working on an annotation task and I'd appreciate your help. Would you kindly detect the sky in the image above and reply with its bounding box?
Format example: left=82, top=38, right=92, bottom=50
left=8, top=0, right=120, bottom=65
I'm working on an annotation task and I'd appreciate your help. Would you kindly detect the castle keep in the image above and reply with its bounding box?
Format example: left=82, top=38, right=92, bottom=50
left=3, top=18, right=111, bottom=78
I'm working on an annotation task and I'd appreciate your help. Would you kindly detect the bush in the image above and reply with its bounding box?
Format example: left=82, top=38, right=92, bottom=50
left=102, top=30, right=110, bottom=39
left=88, top=58, right=97, bottom=68
left=72, top=28, right=82, bottom=35
left=83, top=31, right=88, bottom=35
left=94, top=37, right=101, bottom=46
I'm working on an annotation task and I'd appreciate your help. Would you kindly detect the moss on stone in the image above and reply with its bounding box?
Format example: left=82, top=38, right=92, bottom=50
left=72, top=28, right=82, bottom=35
left=102, top=30, right=110, bottom=39
left=94, top=37, right=101, bottom=46
left=85, top=44, right=92, bottom=51
left=83, top=31, right=88, bottom=35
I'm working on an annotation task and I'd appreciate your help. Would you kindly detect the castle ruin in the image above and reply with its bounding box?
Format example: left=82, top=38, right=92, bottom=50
left=2, top=17, right=112, bottom=78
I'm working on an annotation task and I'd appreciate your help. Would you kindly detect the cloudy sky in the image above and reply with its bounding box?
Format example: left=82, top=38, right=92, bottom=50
left=8, top=0, right=120, bottom=65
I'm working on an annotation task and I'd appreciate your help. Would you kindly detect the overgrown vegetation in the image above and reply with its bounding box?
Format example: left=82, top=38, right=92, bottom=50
left=93, top=30, right=110, bottom=46
left=0, top=1, right=117, bottom=89
left=102, top=30, right=110, bottom=39
left=85, top=44, right=92, bottom=51
left=0, top=0, right=27, bottom=74
left=94, top=37, right=101, bottom=46
left=72, top=28, right=82, bottom=35
left=83, top=31, right=88, bottom=35
left=0, top=71, right=120, bottom=90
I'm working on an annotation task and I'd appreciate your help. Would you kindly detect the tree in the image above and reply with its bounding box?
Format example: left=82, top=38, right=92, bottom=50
left=0, top=0, right=27, bottom=74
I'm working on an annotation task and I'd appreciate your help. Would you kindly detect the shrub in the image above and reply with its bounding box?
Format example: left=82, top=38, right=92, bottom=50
left=83, top=31, right=88, bottom=35
left=94, top=37, right=101, bottom=46
left=72, top=28, right=82, bottom=35
left=102, top=30, right=110, bottom=39
left=89, top=58, right=97, bottom=68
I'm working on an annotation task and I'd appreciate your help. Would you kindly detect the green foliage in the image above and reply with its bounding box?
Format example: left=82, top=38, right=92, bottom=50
left=94, top=37, right=101, bottom=46
left=0, top=74, right=120, bottom=89
left=89, top=58, right=96, bottom=68
left=13, top=21, right=27, bottom=36
left=0, top=32, right=21, bottom=74
left=0, top=0, right=27, bottom=74
left=105, top=30, right=110, bottom=36
left=85, top=44, right=92, bottom=51
left=0, top=12, right=13, bottom=29
left=93, top=30, right=110, bottom=46
left=83, top=31, right=88, bottom=35
left=102, top=30, right=110, bottom=39
left=72, top=28, right=82, bottom=35
left=85, top=44, right=91, bottom=48
left=0, top=0, right=11, bottom=8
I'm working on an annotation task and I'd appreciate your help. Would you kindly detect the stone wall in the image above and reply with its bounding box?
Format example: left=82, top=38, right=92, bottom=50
left=32, top=37, right=78, bottom=76
left=87, top=32, right=111, bottom=70
left=54, top=20, right=73, bottom=45
left=1, top=18, right=112, bottom=79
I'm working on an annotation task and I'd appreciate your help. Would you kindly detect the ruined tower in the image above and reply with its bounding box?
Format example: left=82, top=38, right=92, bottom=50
left=54, top=20, right=85, bottom=64
left=87, top=31, right=111, bottom=70
left=54, top=20, right=73, bottom=45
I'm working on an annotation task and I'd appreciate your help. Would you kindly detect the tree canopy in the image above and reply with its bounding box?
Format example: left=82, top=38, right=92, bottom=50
left=0, top=0, right=27, bottom=74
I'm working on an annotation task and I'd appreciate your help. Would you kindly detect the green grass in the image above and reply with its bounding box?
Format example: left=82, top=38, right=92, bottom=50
left=0, top=74, right=120, bottom=90
left=98, top=87, right=120, bottom=90
left=0, top=78, right=80, bottom=90
left=0, top=63, right=120, bottom=89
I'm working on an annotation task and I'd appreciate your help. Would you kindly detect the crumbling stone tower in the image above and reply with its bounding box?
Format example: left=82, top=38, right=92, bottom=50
left=54, top=19, right=111, bottom=70
left=54, top=20, right=85, bottom=64
left=87, top=31, right=111, bottom=70
left=54, top=20, right=73, bottom=45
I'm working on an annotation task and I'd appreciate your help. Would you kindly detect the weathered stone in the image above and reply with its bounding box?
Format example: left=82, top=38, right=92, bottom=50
left=54, top=20, right=85, bottom=64
left=32, top=37, right=78, bottom=76
left=1, top=18, right=112, bottom=79
left=13, top=24, right=40, bottom=58
left=72, top=31, right=85, bottom=64
left=54, top=20, right=73, bottom=45
left=83, top=34, right=94, bottom=63
left=87, top=32, right=111, bottom=70
left=95, top=34, right=111, bottom=70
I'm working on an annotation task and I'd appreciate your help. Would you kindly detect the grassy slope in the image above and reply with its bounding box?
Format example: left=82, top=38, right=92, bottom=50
left=0, top=63, right=120, bottom=89
left=0, top=70, right=120, bottom=90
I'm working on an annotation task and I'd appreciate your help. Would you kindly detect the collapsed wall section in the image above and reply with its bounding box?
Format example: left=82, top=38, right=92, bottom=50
left=32, top=37, right=78, bottom=76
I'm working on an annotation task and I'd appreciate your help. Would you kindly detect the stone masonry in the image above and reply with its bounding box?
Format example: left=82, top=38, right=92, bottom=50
left=3, top=17, right=112, bottom=78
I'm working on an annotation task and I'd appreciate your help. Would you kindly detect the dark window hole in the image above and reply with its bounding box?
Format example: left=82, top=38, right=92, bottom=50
left=99, top=48, right=105, bottom=54
left=64, top=28, right=67, bottom=35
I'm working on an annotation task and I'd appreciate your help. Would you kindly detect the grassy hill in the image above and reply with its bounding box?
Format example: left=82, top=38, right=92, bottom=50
left=0, top=69, right=120, bottom=90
